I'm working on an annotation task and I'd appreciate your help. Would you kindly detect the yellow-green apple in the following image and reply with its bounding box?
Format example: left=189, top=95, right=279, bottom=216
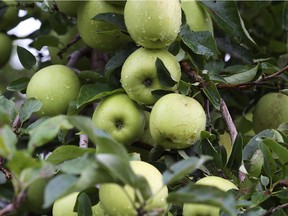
left=150, top=93, right=206, bottom=149
left=0, top=0, right=18, bottom=31
left=120, top=47, right=181, bottom=105
left=138, top=111, right=157, bottom=146
left=183, top=176, right=238, bottom=216
left=124, top=0, right=182, bottom=49
left=253, top=92, right=288, bottom=133
left=26, top=65, right=80, bottom=117
left=181, top=0, right=213, bottom=33
left=55, top=0, right=81, bottom=17
left=92, top=93, right=145, bottom=145
left=0, top=33, right=12, bottom=67
left=77, top=0, right=132, bottom=52
left=53, top=192, right=99, bottom=216
left=99, top=160, right=168, bottom=216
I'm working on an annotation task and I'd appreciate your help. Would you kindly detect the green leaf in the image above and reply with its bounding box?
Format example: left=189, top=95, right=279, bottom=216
left=201, top=137, right=223, bottom=169
left=259, top=142, right=276, bottom=181
left=226, top=134, right=243, bottom=174
left=93, top=12, right=127, bottom=32
left=202, top=81, right=221, bottom=110
left=243, top=130, right=274, bottom=161
left=261, top=138, right=288, bottom=165
left=43, top=174, right=78, bottom=208
left=0, top=95, right=16, bottom=122
left=28, top=115, right=73, bottom=152
left=76, top=192, right=92, bottom=216
left=224, top=64, right=259, bottom=84
left=167, top=184, right=238, bottom=216
left=200, top=1, right=255, bottom=45
left=6, top=77, right=30, bottom=92
left=46, top=146, right=95, bottom=165
left=180, top=25, right=219, bottom=58
left=104, top=46, right=136, bottom=78
left=0, top=125, right=17, bottom=158
left=162, top=156, right=211, bottom=185
left=16, top=46, right=36, bottom=70
left=156, top=58, right=178, bottom=87
left=31, top=35, right=60, bottom=50
left=19, top=98, right=42, bottom=125
left=283, top=1, right=288, bottom=31
left=76, top=84, right=123, bottom=108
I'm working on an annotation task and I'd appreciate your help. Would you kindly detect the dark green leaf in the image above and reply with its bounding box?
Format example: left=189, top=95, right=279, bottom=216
left=180, top=25, right=219, bottom=58
left=93, top=13, right=127, bottom=32
left=76, top=84, right=123, bottom=108
left=201, top=138, right=223, bottom=169
left=202, top=81, right=221, bottom=110
left=259, top=142, right=276, bottom=181
left=167, top=184, right=238, bottom=216
left=163, top=156, right=211, bottom=185
left=226, top=134, right=243, bottom=174
left=76, top=192, right=92, bottom=216
left=151, top=89, right=174, bottom=100
left=19, top=98, right=42, bottom=125
left=216, top=37, right=253, bottom=64
left=16, top=46, right=36, bottom=70
left=178, top=80, right=191, bottom=96
left=43, top=174, right=78, bottom=208
left=28, top=115, right=73, bottom=152
left=261, top=139, right=288, bottom=165
left=6, top=77, right=30, bottom=92
left=284, top=1, right=288, bottom=31
left=104, top=46, right=136, bottom=78
left=156, top=58, right=178, bottom=87
left=31, top=35, right=59, bottom=50
left=200, top=1, right=255, bottom=45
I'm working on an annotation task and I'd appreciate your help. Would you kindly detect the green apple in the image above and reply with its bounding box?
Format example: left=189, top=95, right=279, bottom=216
left=138, top=111, right=157, bottom=146
left=53, top=192, right=99, bottom=216
left=26, top=65, right=80, bottom=117
left=0, top=0, right=19, bottom=31
left=99, top=160, right=168, bottom=216
left=253, top=92, right=288, bottom=133
left=150, top=93, right=206, bottom=149
left=92, top=202, right=106, bottom=216
left=181, top=0, right=213, bottom=33
left=77, top=0, right=132, bottom=52
left=92, top=93, right=145, bottom=145
left=121, top=47, right=181, bottom=105
left=218, top=132, right=232, bottom=159
left=19, top=178, right=51, bottom=214
left=106, top=0, right=126, bottom=7
left=183, top=176, right=238, bottom=216
left=0, top=33, right=12, bottom=67
left=124, top=0, right=182, bottom=49
left=55, top=0, right=81, bottom=17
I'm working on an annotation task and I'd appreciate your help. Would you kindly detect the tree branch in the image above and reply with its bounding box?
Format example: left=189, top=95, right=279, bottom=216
left=79, top=134, right=89, bottom=148
left=0, top=157, right=12, bottom=180
left=263, top=202, right=288, bottom=216
left=220, top=99, right=237, bottom=144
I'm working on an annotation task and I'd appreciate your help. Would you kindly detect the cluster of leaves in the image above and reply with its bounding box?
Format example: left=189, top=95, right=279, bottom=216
left=0, top=0, right=288, bottom=216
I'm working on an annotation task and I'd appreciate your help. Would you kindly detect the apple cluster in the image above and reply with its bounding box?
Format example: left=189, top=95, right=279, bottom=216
left=92, top=0, right=207, bottom=150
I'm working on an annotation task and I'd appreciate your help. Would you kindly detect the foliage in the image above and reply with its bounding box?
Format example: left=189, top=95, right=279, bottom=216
left=0, top=0, right=288, bottom=216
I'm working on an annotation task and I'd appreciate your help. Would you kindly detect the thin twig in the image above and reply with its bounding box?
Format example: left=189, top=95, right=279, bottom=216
left=0, top=157, right=12, bottom=180
left=90, top=49, right=109, bottom=72
left=12, top=114, right=21, bottom=134
left=263, top=202, right=288, bottom=216
left=66, top=46, right=92, bottom=69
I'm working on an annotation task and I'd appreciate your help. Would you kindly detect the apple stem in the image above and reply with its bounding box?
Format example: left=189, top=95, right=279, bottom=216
left=79, top=134, right=89, bottom=148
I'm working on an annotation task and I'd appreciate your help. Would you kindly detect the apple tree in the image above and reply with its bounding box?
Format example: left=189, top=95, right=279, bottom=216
left=0, top=0, right=288, bottom=215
